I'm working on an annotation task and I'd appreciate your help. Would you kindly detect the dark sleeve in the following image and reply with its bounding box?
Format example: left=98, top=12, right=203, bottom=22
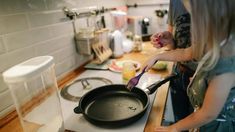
left=167, top=0, right=173, bottom=26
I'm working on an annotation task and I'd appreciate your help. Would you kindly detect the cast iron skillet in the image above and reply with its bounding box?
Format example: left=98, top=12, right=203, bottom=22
left=74, top=74, right=177, bottom=127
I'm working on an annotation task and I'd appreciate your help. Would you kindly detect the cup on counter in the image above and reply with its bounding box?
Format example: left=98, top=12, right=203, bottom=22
left=122, top=62, right=136, bottom=84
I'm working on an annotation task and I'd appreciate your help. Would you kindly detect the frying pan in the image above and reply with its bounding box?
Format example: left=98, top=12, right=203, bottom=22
left=74, top=74, right=177, bottom=127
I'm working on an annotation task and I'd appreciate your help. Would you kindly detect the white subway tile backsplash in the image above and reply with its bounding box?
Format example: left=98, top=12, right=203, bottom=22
left=55, top=56, right=76, bottom=77
left=46, top=0, right=77, bottom=10
left=24, top=0, right=47, bottom=11
left=0, top=0, right=47, bottom=16
left=0, top=14, right=29, bottom=35
left=5, top=47, right=35, bottom=68
left=35, top=35, right=74, bottom=56
left=28, top=11, right=70, bottom=28
left=0, top=0, right=28, bottom=15
left=52, top=45, right=76, bottom=64
left=0, top=37, right=6, bottom=55
left=0, top=54, right=12, bottom=73
left=0, top=74, right=8, bottom=92
left=50, top=22, right=74, bottom=37
left=0, top=46, right=36, bottom=72
left=0, top=90, right=14, bottom=114
left=75, top=54, right=92, bottom=67
left=5, top=27, right=53, bottom=52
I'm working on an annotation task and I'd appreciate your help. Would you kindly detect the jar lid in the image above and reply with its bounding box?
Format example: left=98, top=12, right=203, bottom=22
left=3, top=56, right=54, bottom=83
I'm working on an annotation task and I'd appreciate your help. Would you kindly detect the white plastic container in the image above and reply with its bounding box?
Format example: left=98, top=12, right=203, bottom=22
left=3, top=56, right=64, bottom=132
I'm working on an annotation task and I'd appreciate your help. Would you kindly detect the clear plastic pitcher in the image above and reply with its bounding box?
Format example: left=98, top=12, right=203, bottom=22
left=3, top=56, right=64, bottom=132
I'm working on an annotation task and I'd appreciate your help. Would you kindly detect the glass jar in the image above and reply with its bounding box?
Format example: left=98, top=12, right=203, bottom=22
left=3, top=56, right=64, bottom=132
left=122, top=62, right=136, bottom=84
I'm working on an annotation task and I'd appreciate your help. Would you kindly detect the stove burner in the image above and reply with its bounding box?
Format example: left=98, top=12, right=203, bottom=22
left=60, top=77, right=112, bottom=102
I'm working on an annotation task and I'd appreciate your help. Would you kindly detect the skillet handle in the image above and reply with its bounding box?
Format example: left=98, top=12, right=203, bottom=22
left=74, top=106, right=82, bottom=114
left=146, top=74, right=178, bottom=94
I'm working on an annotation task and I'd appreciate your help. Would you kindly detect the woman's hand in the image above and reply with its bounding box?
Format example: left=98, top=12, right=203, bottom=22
left=154, top=126, right=179, bottom=132
left=151, top=31, right=174, bottom=49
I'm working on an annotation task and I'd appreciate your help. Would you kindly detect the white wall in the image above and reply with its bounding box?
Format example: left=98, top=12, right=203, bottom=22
left=0, top=0, right=125, bottom=118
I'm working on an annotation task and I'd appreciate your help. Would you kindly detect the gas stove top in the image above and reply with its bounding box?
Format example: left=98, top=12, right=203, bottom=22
left=59, top=70, right=161, bottom=132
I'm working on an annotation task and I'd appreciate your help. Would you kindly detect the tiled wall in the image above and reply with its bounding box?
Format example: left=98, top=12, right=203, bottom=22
left=0, top=0, right=126, bottom=118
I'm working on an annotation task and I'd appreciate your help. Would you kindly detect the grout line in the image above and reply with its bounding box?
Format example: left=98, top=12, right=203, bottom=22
left=0, top=13, right=31, bottom=36
left=50, top=44, right=76, bottom=57
left=3, top=33, right=73, bottom=56
left=0, top=12, right=27, bottom=17
left=0, top=88, right=10, bottom=97
left=33, top=33, right=74, bottom=47
left=0, top=9, right=63, bottom=17
left=1, top=35, right=8, bottom=53
left=43, top=0, right=49, bottom=10
left=2, top=20, right=73, bottom=36
left=25, top=12, right=32, bottom=29
left=33, top=21, right=73, bottom=30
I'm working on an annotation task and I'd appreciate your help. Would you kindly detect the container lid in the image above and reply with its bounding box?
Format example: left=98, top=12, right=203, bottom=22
left=3, top=56, right=54, bottom=83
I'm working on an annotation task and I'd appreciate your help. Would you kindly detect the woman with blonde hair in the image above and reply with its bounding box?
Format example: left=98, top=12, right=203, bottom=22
left=146, top=0, right=235, bottom=131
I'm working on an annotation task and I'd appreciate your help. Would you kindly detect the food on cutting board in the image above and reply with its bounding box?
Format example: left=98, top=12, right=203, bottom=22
left=152, top=61, right=168, bottom=70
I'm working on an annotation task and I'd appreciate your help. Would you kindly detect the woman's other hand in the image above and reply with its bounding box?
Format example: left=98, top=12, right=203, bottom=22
left=151, top=31, right=174, bottom=49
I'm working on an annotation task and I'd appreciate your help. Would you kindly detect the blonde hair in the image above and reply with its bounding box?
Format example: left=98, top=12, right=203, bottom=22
left=189, top=0, right=235, bottom=70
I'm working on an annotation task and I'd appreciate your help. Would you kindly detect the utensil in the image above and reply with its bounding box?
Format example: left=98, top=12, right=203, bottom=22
left=126, top=66, right=147, bottom=91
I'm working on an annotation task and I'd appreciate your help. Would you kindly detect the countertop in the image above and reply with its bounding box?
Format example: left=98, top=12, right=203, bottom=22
left=0, top=42, right=173, bottom=132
